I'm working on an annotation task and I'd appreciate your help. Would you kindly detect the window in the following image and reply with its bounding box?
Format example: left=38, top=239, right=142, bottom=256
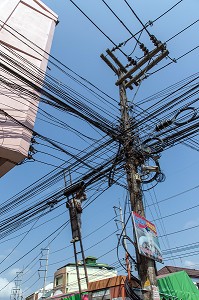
left=55, top=275, right=63, bottom=286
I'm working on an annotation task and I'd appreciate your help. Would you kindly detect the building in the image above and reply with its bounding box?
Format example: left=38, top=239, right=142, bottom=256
left=46, top=274, right=143, bottom=300
left=158, top=265, right=199, bottom=288
left=0, top=0, right=58, bottom=176
left=25, top=283, right=53, bottom=300
left=53, top=256, right=117, bottom=295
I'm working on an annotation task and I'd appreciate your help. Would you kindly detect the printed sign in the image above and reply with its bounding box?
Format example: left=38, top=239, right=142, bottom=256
left=152, top=285, right=161, bottom=300
left=132, top=212, right=163, bottom=263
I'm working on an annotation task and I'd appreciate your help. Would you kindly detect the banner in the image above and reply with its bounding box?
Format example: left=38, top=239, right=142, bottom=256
left=132, top=212, right=163, bottom=263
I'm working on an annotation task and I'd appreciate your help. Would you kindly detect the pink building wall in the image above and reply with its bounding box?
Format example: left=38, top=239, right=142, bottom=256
left=0, top=0, right=58, bottom=176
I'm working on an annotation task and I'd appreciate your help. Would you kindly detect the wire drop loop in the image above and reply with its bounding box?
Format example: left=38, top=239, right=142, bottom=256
left=173, top=107, right=197, bottom=126
left=141, top=137, right=164, bottom=154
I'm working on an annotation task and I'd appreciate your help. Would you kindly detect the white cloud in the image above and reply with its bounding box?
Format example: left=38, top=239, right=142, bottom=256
left=0, top=254, right=6, bottom=260
left=0, top=277, right=15, bottom=300
left=0, top=269, right=23, bottom=300
left=8, top=268, right=21, bottom=277
left=183, top=218, right=199, bottom=229
left=184, top=260, right=197, bottom=268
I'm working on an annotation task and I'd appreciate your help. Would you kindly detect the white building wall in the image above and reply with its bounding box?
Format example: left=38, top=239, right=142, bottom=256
left=66, top=265, right=117, bottom=293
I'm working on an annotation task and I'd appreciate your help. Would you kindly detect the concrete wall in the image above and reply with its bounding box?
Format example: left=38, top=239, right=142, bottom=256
left=0, top=0, right=58, bottom=176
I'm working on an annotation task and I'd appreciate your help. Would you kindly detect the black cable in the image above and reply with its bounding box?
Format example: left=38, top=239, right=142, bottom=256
left=0, top=217, right=40, bottom=265
left=102, top=0, right=142, bottom=45
left=0, top=19, right=119, bottom=107
left=125, top=276, right=142, bottom=300
left=153, top=0, right=184, bottom=23
left=159, top=222, right=199, bottom=239
left=150, top=45, right=199, bottom=76
left=123, top=0, right=152, bottom=38
left=0, top=221, right=68, bottom=293
left=166, top=19, right=199, bottom=43
left=68, top=0, right=128, bottom=57
left=122, top=0, right=184, bottom=45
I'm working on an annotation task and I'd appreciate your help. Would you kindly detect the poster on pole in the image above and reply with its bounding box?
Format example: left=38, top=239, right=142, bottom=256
left=132, top=211, right=163, bottom=263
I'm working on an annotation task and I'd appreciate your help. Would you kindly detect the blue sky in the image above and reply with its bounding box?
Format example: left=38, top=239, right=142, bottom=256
left=0, top=0, right=199, bottom=299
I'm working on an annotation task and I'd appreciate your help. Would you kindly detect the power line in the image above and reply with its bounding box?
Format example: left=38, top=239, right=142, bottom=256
left=0, top=222, right=68, bottom=293
left=150, top=44, right=199, bottom=76
left=122, top=0, right=152, bottom=38
left=166, top=19, right=199, bottom=43
left=0, top=19, right=119, bottom=108
left=159, top=222, right=199, bottom=238
left=68, top=0, right=127, bottom=57
left=122, top=0, right=184, bottom=45
left=153, top=0, right=184, bottom=23
left=101, top=0, right=143, bottom=45
left=147, top=183, right=199, bottom=207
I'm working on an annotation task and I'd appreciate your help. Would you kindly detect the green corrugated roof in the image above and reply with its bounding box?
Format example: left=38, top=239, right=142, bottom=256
left=158, top=270, right=199, bottom=300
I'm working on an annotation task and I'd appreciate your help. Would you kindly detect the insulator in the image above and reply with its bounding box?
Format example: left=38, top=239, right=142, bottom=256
left=140, top=43, right=149, bottom=55
left=148, top=20, right=153, bottom=26
left=155, top=40, right=161, bottom=47
left=150, top=35, right=161, bottom=47
left=111, top=43, right=123, bottom=52
left=139, top=43, right=144, bottom=49
left=155, top=119, right=173, bottom=131
left=127, top=57, right=137, bottom=66
left=150, top=35, right=156, bottom=42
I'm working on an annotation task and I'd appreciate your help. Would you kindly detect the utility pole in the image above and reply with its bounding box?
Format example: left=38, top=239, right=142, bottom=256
left=119, top=69, right=157, bottom=299
left=10, top=271, right=23, bottom=300
left=39, top=247, right=49, bottom=299
left=101, top=40, right=169, bottom=300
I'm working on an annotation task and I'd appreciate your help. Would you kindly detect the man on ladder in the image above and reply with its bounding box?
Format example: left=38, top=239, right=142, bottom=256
left=66, top=186, right=89, bottom=298
left=66, top=188, right=87, bottom=243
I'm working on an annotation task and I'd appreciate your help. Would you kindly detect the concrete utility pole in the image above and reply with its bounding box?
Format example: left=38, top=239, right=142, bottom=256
left=39, top=247, right=49, bottom=299
left=118, top=70, right=157, bottom=299
left=101, top=42, right=169, bottom=300
left=10, top=271, right=23, bottom=300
